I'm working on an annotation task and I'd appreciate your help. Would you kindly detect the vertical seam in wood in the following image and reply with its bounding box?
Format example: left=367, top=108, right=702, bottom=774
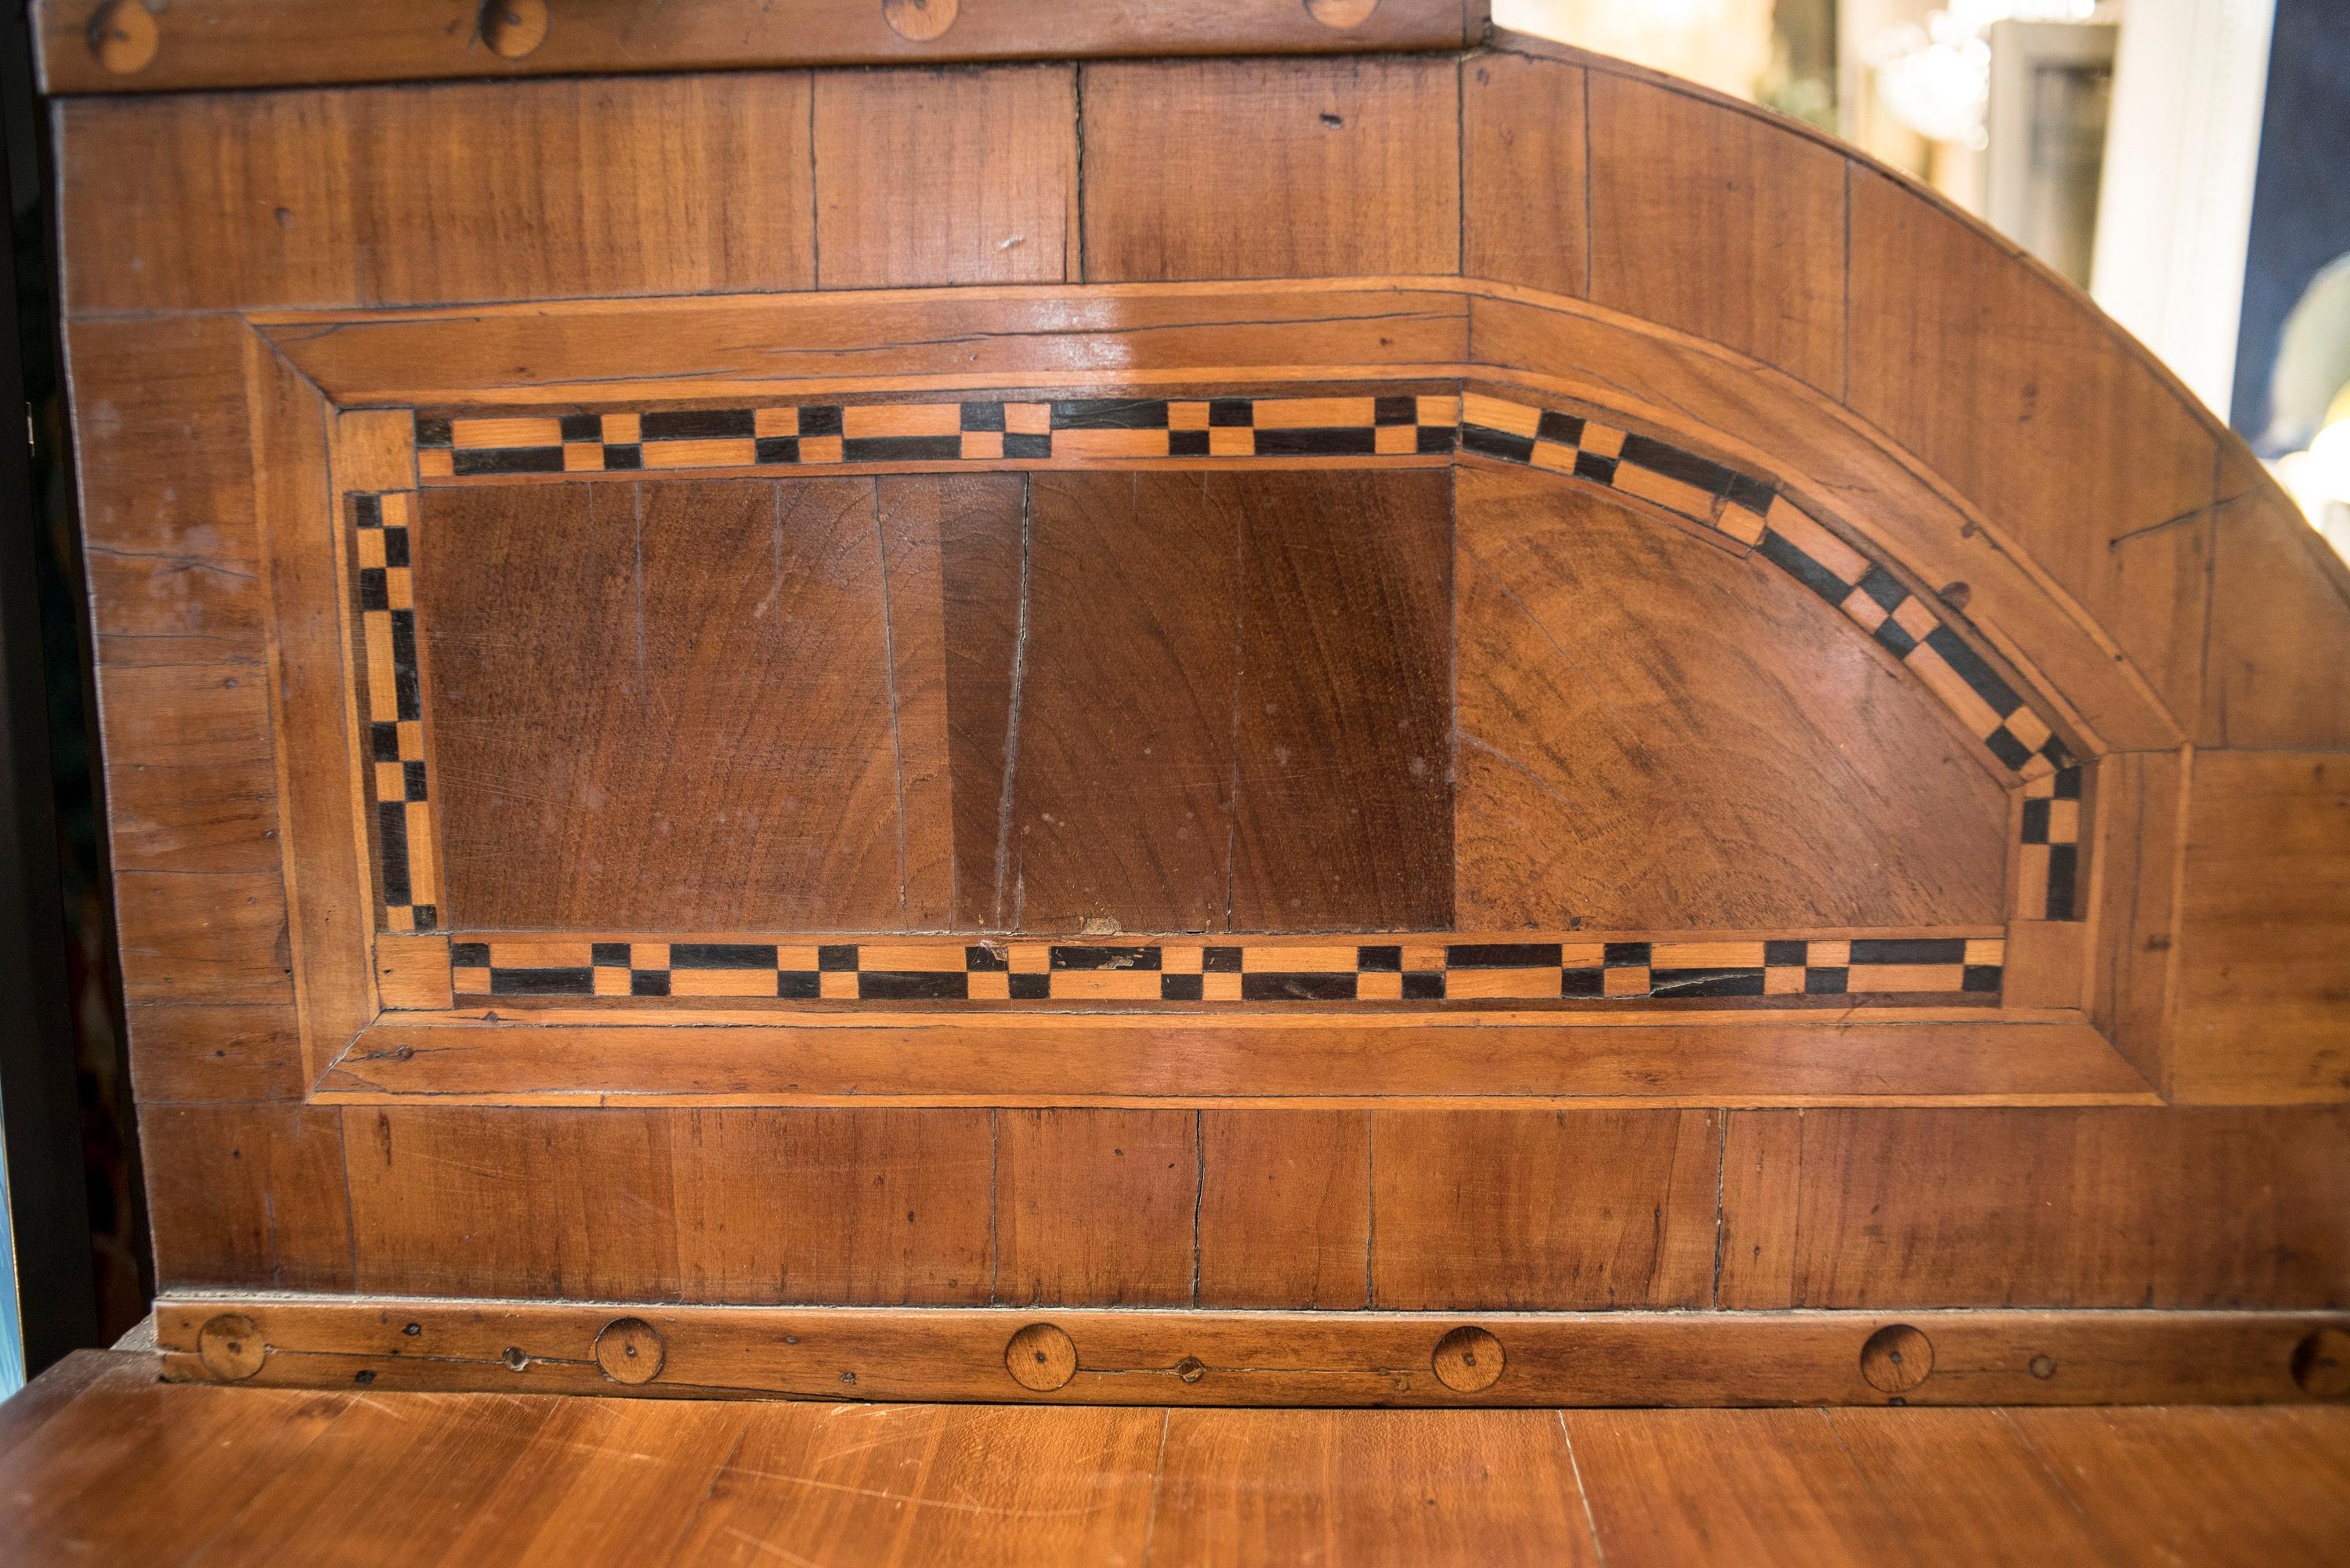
left=1712, top=1109, right=1728, bottom=1309
left=806, top=74, right=822, bottom=290
left=1191, top=1109, right=1205, bottom=1307
left=2200, top=443, right=2224, bottom=745
left=872, top=479, right=909, bottom=924
left=2157, top=743, right=2195, bottom=1102
left=1455, top=56, right=1468, bottom=277
left=987, top=1107, right=1001, bottom=1306
left=1581, top=69, right=1594, bottom=298
left=1841, top=158, right=1854, bottom=404
left=990, top=482, right=1032, bottom=928
left=336, top=1107, right=360, bottom=1288
left=1072, top=66, right=1089, bottom=283
left=1557, top=1411, right=1611, bottom=1566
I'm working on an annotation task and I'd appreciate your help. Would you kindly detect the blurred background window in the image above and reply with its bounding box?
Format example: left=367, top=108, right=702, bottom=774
left=1494, top=0, right=2350, bottom=554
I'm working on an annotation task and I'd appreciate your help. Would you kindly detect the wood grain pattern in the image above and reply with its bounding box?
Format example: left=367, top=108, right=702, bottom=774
left=326, top=1013, right=2152, bottom=1106
left=1462, top=49, right=1589, bottom=297
left=14, top=1352, right=2350, bottom=1566
left=259, top=284, right=1473, bottom=410
left=1152, top=1408, right=1599, bottom=1566
left=813, top=66, right=1076, bottom=288
left=875, top=476, right=962, bottom=927
left=673, top=1402, right=1164, bottom=1567
left=995, top=1108, right=1198, bottom=1306
left=1718, top=1107, right=2350, bottom=1309
left=1845, top=169, right=2219, bottom=730
left=124, top=1003, right=306, bottom=1104
left=419, top=478, right=904, bottom=930
left=59, top=75, right=816, bottom=313
left=341, top=1107, right=994, bottom=1303
left=94, top=663, right=277, bottom=875
left=1370, top=1110, right=1719, bottom=1310
left=2171, top=752, right=2350, bottom=1102
left=140, top=1102, right=352, bottom=1292
left=1229, top=469, right=1453, bottom=930
left=112, top=869, right=288, bottom=1006
left=1825, top=1407, right=2128, bottom=1567
left=1453, top=464, right=2008, bottom=930
left=1000, top=472, right=1237, bottom=932
left=1197, top=1111, right=1370, bottom=1309
left=1585, top=71, right=1847, bottom=394
left=35, top=0, right=1483, bottom=94
left=1079, top=57, right=1460, bottom=281
left=1564, top=1408, right=1903, bottom=1566
left=2009, top=1405, right=2350, bottom=1568
left=935, top=474, right=1030, bottom=928
left=2201, top=464, right=2350, bottom=749
left=66, top=316, right=266, bottom=668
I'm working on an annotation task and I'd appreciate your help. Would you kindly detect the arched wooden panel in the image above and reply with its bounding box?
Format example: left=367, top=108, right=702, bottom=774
left=42, top=8, right=2350, bottom=1400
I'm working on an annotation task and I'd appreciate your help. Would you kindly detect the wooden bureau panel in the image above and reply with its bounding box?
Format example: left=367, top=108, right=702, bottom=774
left=1079, top=57, right=1460, bottom=281
left=342, top=1107, right=994, bottom=1303
left=1585, top=70, right=1848, bottom=396
left=1719, top=1107, right=2350, bottom=1308
left=1454, top=465, right=2008, bottom=930
left=935, top=475, right=1032, bottom=930
left=419, top=478, right=904, bottom=931
left=95, top=664, right=278, bottom=876
left=1230, top=470, right=1453, bottom=931
left=1370, top=1110, right=1719, bottom=1310
left=812, top=66, right=1077, bottom=288
left=995, top=1109, right=1199, bottom=1307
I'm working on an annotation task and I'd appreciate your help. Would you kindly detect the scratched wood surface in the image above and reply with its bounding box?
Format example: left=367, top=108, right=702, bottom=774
left=45, top=28, right=2350, bottom=1344
left=5, top=1353, right=2349, bottom=1565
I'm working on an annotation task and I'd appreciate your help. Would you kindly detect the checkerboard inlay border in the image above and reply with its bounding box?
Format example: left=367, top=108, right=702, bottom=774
left=448, top=934, right=2007, bottom=1004
left=350, top=491, right=439, bottom=933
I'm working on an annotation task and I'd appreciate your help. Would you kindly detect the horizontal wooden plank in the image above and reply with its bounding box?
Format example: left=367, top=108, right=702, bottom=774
left=1719, top=1107, right=2350, bottom=1309
left=59, top=75, right=816, bottom=313
left=256, top=283, right=1473, bottom=406
left=113, top=869, right=291, bottom=1006
left=124, top=1003, right=307, bottom=1103
left=153, top=1297, right=2350, bottom=1407
left=140, top=1102, right=352, bottom=1291
left=314, top=1014, right=2154, bottom=1107
left=37, top=0, right=1482, bottom=95
left=95, top=663, right=279, bottom=874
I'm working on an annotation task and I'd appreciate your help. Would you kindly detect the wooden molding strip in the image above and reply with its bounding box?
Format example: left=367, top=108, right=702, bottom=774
left=38, top=0, right=1487, bottom=96
left=154, top=1295, right=2350, bottom=1407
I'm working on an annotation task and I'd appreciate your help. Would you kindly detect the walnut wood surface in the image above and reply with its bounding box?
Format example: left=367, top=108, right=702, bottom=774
left=1455, top=465, right=2008, bottom=930
left=17, top=1351, right=2344, bottom=1566
left=47, top=35, right=2350, bottom=1345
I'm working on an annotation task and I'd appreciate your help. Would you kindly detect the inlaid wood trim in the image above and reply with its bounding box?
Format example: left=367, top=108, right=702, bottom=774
left=440, top=933, right=2007, bottom=1008
left=378, top=381, right=2077, bottom=789
left=348, top=491, right=439, bottom=934
left=154, top=1295, right=2350, bottom=1407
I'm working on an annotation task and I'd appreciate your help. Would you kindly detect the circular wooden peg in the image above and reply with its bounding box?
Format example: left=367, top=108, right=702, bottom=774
left=2291, top=1328, right=2350, bottom=1397
left=1005, top=1322, right=1077, bottom=1392
left=595, top=1317, right=665, bottom=1386
left=480, top=0, right=549, bottom=60
left=1860, top=1324, right=1934, bottom=1394
left=883, top=0, right=958, bottom=42
left=1431, top=1325, right=1505, bottom=1393
left=88, top=1, right=159, bottom=74
left=1306, top=0, right=1381, bottom=30
left=197, top=1313, right=266, bottom=1382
